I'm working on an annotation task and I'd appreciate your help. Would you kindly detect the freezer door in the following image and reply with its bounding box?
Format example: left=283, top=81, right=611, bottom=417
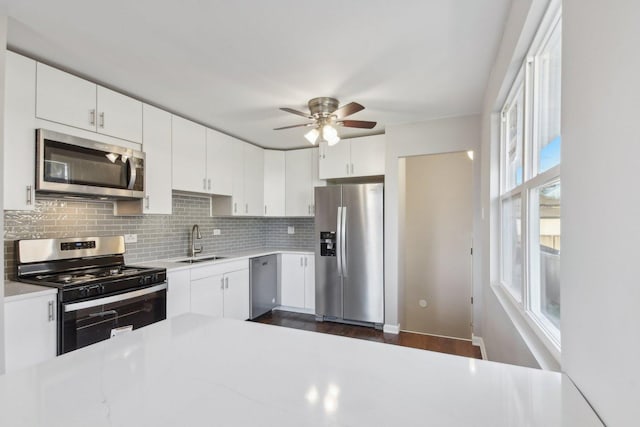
left=342, top=183, right=384, bottom=323
left=314, top=186, right=343, bottom=318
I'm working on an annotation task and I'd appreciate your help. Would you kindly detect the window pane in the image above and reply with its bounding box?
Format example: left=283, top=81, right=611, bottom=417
left=501, top=195, right=522, bottom=301
left=535, top=22, right=562, bottom=174
left=530, top=181, right=561, bottom=332
left=503, top=86, right=524, bottom=191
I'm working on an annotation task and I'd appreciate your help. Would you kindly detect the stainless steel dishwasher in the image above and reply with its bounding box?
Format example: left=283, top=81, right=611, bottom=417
left=249, top=254, right=278, bottom=319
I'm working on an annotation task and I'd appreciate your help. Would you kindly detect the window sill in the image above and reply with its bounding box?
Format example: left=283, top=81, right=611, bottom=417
left=490, top=283, right=561, bottom=371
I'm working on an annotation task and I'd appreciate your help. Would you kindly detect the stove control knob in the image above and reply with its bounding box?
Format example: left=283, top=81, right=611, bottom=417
left=79, top=287, right=88, bottom=297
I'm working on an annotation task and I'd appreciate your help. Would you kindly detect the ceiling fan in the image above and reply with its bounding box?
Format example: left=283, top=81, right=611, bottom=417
left=274, top=97, right=377, bottom=146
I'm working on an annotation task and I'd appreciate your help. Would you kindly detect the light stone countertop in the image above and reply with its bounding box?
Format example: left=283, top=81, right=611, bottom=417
left=0, top=313, right=602, bottom=426
left=4, top=280, right=57, bottom=303
left=136, top=247, right=315, bottom=272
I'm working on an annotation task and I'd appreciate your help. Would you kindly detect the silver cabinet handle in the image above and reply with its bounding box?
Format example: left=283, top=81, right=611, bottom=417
left=351, top=163, right=354, bottom=174
left=220, top=277, right=224, bottom=290
left=26, top=185, right=33, bottom=205
left=208, top=179, right=211, bottom=190
left=311, top=204, right=314, bottom=215
left=308, top=205, right=311, bottom=215
left=89, top=109, right=96, bottom=126
left=234, top=202, right=237, bottom=213
left=48, top=300, right=55, bottom=322
left=264, top=205, right=267, bottom=215
left=245, top=203, right=248, bottom=214
left=99, top=112, right=105, bottom=128
left=145, top=195, right=150, bottom=209
left=346, top=163, right=349, bottom=174
left=300, top=257, right=303, bottom=267
left=225, top=277, right=229, bottom=289
left=203, top=178, right=206, bottom=190
left=304, top=257, right=307, bottom=267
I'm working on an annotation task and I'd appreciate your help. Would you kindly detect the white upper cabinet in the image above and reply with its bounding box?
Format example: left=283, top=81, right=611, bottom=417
left=263, top=150, right=285, bottom=217
left=36, top=62, right=97, bottom=132
left=206, top=129, right=233, bottom=195
left=96, top=86, right=143, bottom=143
left=285, top=148, right=321, bottom=217
left=243, top=143, right=265, bottom=216
left=318, top=134, right=385, bottom=179
left=36, top=63, right=143, bottom=143
left=231, top=141, right=245, bottom=215
left=172, top=116, right=207, bottom=193
left=142, top=104, right=173, bottom=214
left=4, top=51, right=36, bottom=211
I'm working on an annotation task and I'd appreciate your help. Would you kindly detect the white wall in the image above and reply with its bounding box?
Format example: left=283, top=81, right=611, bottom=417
left=0, top=14, right=7, bottom=374
left=384, top=115, right=480, bottom=331
left=561, top=1, right=640, bottom=424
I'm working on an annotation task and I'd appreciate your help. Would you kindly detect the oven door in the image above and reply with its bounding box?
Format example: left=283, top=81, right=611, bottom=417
left=60, top=283, right=167, bottom=355
left=36, top=128, right=144, bottom=199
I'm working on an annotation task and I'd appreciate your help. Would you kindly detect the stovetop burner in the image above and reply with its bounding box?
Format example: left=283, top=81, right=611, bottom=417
left=35, top=265, right=147, bottom=286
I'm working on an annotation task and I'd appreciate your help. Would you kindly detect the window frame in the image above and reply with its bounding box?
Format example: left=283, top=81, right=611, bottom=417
left=498, top=7, right=562, bottom=352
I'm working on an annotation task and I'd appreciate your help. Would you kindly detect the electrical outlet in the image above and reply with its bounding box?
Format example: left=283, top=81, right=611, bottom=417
left=124, top=234, right=138, bottom=243
left=287, top=226, right=295, bottom=234
left=213, top=229, right=221, bottom=236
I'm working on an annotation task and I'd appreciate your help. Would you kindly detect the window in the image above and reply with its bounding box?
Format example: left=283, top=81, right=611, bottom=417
left=499, top=9, right=562, bottom=348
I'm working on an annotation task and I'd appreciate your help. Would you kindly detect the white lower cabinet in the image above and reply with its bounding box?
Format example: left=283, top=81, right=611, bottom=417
left=280, top=253, right=315, bottom=311
left=5, top=293, right=57, bottom=373
left=189, top=261, right=250, bottom=321
left=166, top=269, right=191, bottom=318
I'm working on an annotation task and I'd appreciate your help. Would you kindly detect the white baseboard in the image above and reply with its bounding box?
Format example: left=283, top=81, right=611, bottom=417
left=383, top=323, right=400, bottom=334
left=273, top=306, right=315, bottom=315
left=472, top=334, right=487, bottom=360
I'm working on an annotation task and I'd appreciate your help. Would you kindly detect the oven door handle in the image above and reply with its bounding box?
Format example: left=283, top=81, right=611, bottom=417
left=64, top=283, right=167, bottom=312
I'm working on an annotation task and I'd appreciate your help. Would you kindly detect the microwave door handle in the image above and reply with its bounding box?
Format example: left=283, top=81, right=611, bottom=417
left=126, top=157, right=137, bottom=190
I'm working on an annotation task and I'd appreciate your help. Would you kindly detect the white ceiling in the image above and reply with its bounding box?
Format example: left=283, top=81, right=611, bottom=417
left=1, top=0, right=511, bottom=149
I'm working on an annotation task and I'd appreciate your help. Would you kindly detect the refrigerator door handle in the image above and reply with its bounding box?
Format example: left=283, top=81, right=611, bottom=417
left=341, top=206, right=348, bottom=277
left=336, top=206, right=343, bottom=277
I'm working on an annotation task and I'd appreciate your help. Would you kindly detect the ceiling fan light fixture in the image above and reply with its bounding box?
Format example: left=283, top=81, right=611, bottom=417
left=304, top=128, right=320, bottom=145
left=322, top=124, right=340, bottom=146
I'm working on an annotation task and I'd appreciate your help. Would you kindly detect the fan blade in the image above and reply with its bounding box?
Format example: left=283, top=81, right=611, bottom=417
left=333, top=102, right=364, bottom=118
left=339, top=120, right=377, bottom=129
left=273, top=123, right=313, bottom=130
left=280, top=107, right=312, bottom=119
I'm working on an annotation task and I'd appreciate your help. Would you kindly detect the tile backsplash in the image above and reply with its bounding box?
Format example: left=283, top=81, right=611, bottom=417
left=4, top=194, right=315, bottom=279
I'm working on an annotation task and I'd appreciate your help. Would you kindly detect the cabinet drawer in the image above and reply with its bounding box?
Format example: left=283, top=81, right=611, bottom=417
left=190, top=259, right=248, bottom=281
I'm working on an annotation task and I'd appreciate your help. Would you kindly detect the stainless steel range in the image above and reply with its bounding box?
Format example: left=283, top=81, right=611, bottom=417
left=16, top=236, right=167, bottom=355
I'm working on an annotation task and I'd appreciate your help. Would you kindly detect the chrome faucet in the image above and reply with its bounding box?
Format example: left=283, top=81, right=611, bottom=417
left=190, top=224, right=203, bottom=257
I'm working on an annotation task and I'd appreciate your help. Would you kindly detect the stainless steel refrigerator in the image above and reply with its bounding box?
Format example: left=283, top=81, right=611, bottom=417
left=315, top=183, right=384, bottom=327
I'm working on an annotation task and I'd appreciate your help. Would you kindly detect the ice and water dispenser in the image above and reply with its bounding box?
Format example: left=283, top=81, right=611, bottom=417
left=319, top=231, right=336, bottom=257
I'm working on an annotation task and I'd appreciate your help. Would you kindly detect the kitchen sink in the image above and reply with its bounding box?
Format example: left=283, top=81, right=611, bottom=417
left=177, top=256, right=227, bottom=264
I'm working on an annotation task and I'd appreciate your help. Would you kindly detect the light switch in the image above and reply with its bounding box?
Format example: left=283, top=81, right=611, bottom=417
left=124, top=234, right=137, bottom=243
left=213, top=229, right=221, bottom=236
left=287, top=226, right=295, bottom=234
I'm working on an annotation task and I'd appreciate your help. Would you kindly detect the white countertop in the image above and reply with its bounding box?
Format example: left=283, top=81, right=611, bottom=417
left=0, top=314, right=601, bottom=426
left=137, top=247, right=314, bottom=272
left=4, top=280, right=57, bottom=303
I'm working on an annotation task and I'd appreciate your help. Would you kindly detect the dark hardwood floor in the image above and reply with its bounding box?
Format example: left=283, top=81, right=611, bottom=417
left=250, top=310, right=482, bottom=359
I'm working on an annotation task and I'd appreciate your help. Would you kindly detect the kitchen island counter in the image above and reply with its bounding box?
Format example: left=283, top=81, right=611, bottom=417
left=0, top=314, right=602, bottom=426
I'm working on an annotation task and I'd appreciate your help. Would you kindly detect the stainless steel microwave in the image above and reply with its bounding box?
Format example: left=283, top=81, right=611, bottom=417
left=36, top=129, right=145, bottom=199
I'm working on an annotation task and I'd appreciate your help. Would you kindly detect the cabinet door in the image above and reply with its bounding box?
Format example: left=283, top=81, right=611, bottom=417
left=349, top=134, right=385, bottom=177
left=318, top=140, right=350, bottom=179
left=36, top=62, right=97, bottom=132
left=285, top=149, right=313, bottom=216
left=167, top=270, right=191, bottom=318
left=264, top=150, right=285, bottom=216
left=243, top=143, right=264, bottom=216
left=4, top=52, right=36, bottom=211
left=280, top=254, right=306, bottom=308
left=5, top=294, right=57, bottom=373
left=97, top=86, right=143, bottom=143
left=172, top=116, right=207, bottom=193
left=231, top=141, right=245, bottom=215
left=206, top=129, right=233, bottom=195
left=190, top=274, right=224, bottom=317
left=223, top=269, right=250, bottom=320
left=142, top=104, right=172, bottom=214
left=304, top=256, right=316, bottom=311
